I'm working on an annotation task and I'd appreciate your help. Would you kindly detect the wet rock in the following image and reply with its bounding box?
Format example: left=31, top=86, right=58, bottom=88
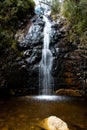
left=56, top=89, right=82, bottom=96
left=18, top=16, right=45, bottom=50
left=51, top=35, right=86, bottom=90
left=50, top=24, right=63, bottom=45
left=18, top=15, right=64, bottom=51
left=23, top=49, right=32, bottom=58
left=16, top=14, right=83, bottom=93
left=51, top=22, right=59, bottom=29
left=25, top=48, right=41, bottom=64
left=32, top=64, right=39, bottom=76
left=38, top=116, right=69, bottom=130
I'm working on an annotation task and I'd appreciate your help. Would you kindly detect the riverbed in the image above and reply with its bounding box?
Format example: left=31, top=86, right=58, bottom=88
left=0, top=96, right=87, bottom=130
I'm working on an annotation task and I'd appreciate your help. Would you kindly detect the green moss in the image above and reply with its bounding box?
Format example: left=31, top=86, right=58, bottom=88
left=0, top=0, right=35, bottom=51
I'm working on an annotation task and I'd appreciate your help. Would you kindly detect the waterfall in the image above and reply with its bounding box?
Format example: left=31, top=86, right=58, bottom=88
left=33, top=0, right=54, bottom=94
left=39, top=16, right=54, bottom=95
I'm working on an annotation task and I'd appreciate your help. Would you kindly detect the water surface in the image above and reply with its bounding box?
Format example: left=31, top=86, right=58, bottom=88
left=0, top=96, right=87, bottom=130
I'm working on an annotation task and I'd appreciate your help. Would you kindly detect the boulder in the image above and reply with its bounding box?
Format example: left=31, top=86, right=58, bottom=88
left=38, top=116, right=69, bottom=130
left=56, top=89, right=82, bottom=96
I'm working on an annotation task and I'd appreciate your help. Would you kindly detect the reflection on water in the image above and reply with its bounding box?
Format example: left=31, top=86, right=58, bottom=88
left=0, top=96, right=87, bottom=130
left=25, top=95, right=79, bottom=101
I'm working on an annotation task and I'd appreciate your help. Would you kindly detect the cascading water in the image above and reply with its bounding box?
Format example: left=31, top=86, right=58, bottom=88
left=39, top=15, right=54, bottom=95
left=33, top=0, right=54, bottom=94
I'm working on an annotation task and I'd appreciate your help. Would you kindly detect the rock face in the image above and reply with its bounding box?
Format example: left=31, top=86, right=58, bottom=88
left=18, top=17, right=44, bottom=50
left=0, top=14, right=87, bottom=96
left=54, top=42, right=87, bottom=96
left=1, top=15, right=62, bottom=96
left=18, top=16, right=62, bottom=50
left=38, top=116, right=69, bottom=130
left=15, top=15, right=64, bottom=95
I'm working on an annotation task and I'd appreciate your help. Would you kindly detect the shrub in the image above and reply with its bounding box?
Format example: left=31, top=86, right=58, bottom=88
left=0, top=0, right=35, bottom=50
left=43, top=0, right=60, bottom=14
left=51, top=0, right=60, bottom=14
left=62, top=0, right=87, bottom=46
left=0, top=0, right=35, bottom=26
left=62, top=0, right=78, bottom=22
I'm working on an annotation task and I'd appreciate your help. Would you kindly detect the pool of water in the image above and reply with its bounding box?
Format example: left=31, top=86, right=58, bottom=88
left=0, top=95, right=87, bottom=130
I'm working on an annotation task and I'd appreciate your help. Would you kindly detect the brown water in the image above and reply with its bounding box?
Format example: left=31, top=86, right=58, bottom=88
left=0, top=96, right=87, bottom=130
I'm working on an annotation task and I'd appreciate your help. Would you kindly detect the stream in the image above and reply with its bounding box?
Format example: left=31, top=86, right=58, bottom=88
left=0, top=96, right=87, bottom=130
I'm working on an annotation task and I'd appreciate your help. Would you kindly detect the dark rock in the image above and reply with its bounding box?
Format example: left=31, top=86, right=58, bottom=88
left=18, top=16, right=45, bottom=50
left=23, top=49, right=32, bottom=58
left=18, top=15, right=63, bottom=51
left=51, top=22, right=59, bottom=29
left=50, top=47, right=59, bottom=57
left=25, top=47, right=41, bottom=64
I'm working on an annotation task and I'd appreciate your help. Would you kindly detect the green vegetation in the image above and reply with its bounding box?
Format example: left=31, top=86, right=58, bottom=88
left=62, top=0, right=87, bottom=45
left=0, top=0, right=35, bottom=50
left=43, top=0, right=60, bottom=14
left=50, top=0, right=60, bottom=14
left=49, top=0, right=87, bottom=45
